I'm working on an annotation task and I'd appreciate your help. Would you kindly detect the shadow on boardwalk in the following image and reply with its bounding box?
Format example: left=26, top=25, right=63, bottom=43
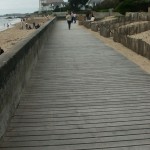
left=1, top=21, right=150, bottom=150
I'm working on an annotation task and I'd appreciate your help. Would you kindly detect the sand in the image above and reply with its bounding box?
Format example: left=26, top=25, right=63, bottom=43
left=130, top=30, right=150, bottom=44
left=0, top=17, right=52, bottom=52
left=0, top=25, right=34, bottom=51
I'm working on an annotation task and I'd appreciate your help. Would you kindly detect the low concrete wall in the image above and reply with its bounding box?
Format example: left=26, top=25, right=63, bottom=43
left=52, top=12, right=67, bottom=20
left=52, top=12, right=67, bottom=16
left=0, top=17, right=56, bottom=140
left=93, top=12, right=121, bottom=19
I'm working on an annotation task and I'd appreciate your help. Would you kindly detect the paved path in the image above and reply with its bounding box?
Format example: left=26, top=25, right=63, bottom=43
left=1, top=21, right=150, bottom=150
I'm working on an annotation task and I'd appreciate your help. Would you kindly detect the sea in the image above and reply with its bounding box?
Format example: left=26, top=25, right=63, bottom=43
left=0, top=16, right=21, bottom=32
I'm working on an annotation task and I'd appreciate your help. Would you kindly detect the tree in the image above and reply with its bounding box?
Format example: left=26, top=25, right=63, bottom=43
left=68, top=0, right=89, bottom=11
left=115, top=0, right=150, bottom=14
left=92, top=0, right=120, bottom=12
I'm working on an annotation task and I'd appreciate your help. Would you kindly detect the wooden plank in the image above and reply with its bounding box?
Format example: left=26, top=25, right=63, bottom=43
left=1, top=21, right=150, bottom=150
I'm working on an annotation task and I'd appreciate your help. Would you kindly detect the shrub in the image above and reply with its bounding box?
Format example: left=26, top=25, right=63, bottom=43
left=115, top=0, right=150, bottom=14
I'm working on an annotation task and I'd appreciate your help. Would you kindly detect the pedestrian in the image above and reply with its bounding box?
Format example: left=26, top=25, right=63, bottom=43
left=71, top=12, right=74, bottom=23
left=35, top=24, right=40, bottom=29
left=7, top=23, right=9, bottom=28
left=90, top=14, right=95, bottom=22
left=66, top=12, right=72, bottom=30
left=26, top=23, right=28, bottom=29
left=73, top=12, right=77, bottom=23
left=33, top=22, right=36, bottom=28
left=0, top=47, right=4, bottom=55
left=28, top=25, right=32, bottom=29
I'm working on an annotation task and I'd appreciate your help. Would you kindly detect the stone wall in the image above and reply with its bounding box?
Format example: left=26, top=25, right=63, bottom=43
left=98, top=15, right=150, bottom=38
left=98, top=18, right=118, bottom=37
left=119, top=36, right=150, bottom=60
left=79, top=12, right=150, bottom=60
left=78, top=15, right=86, bottom=25
left=83, top=21, right=92, bottom=29
left=91, top=22, right=99, bottom=32
left=0, top=18, right=56, bottom=140
left=113, top=21, right=150, bottom=42
left=126, top=12, right=150, bottom=21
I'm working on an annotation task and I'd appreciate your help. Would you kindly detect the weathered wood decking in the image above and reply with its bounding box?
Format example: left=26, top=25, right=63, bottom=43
left=1, top=21, right=150, bottom=150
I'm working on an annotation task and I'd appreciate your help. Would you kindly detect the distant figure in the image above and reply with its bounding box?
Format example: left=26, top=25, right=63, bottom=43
left=71, top=12, right=74, bottom=23
left=86, top=11, right=90, bottom=20
left=66, top=12, right=72, bottom=30
left=7, top=23, right=9, bottom=28
left=0, top=47, right=4, bottom=55
left=73, top=12, right=77, bottom=23
left=91, top=15, right=95, bottom=22
left=25, top=23, right=28, bottom=29
left=21, top=19, right=23, bottom=29
left=35, top=24, right=40, bottom=29
left=33, top=22, right=36, bottom=28
left=28, top=25, right=32, bottom=29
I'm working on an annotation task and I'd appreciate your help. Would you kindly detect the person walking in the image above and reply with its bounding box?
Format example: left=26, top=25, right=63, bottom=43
left=66, top=12, right=72, bottom=30
left=73, top=12, right=77, bottom=23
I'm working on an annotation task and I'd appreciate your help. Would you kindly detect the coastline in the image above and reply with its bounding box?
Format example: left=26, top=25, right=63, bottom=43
left=0, top=17, right=21, bottom=32
left=0, top=17, right=52, bottom=53
left=0, top=23, right=35, bottom=52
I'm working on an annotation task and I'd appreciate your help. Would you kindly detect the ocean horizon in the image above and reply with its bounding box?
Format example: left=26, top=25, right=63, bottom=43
left=0, top=17, right=21, bottom=31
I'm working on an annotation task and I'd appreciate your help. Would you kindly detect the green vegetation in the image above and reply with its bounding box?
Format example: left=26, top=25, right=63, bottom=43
left=92, top=0, right=150, bottom=14
left=92, top=0, right=120, bottom=12
left=68, top=0, right=89, bottom=11
left=115, top=0, right=150, bottom=14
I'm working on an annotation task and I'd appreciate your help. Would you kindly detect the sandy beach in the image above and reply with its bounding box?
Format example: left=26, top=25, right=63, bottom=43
left=0, top=16, right=52, bottom=52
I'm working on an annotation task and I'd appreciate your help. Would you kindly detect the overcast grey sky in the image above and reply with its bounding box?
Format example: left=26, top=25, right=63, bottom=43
left=0, top=0, right=68, bottom=15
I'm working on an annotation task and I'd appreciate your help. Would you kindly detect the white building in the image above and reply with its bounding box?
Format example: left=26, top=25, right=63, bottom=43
left=39, top=0, right=66, bottom=11
left=86, top=0, right=104, bottom=7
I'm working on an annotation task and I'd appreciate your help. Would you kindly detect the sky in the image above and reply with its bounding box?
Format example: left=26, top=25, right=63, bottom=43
left=0, top=0, right=68, bottom=15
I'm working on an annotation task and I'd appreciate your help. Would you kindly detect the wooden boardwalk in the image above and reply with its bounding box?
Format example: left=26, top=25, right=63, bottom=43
left=1, top=21, right=150, bottom=150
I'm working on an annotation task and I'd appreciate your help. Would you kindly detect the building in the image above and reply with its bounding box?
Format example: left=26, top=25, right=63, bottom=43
left=86, top=0, right=104, bottom=7
left=39, top=0, right=66, bottom=11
